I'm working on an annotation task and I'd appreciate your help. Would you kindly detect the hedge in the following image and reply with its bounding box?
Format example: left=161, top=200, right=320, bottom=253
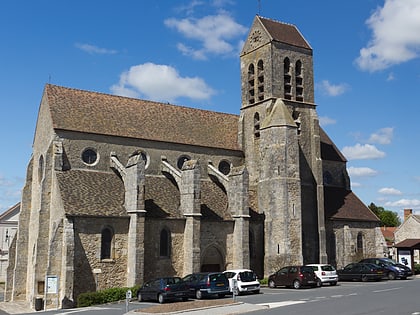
left=77, top=285, right=140, bottom=307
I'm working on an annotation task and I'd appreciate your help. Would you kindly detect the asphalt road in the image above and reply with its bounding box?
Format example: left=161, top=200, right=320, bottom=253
left=234, top=277, right=420, bottom=315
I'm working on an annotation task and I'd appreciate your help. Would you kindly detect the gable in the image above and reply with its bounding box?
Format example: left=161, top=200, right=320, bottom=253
left=44, top=84, right=240, bottom=151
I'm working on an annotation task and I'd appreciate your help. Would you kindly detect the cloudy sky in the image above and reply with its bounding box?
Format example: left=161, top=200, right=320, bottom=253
left=1, top=0, right=420, bottom=218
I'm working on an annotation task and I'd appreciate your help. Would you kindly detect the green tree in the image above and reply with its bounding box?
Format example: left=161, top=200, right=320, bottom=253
left=368, top=202, right=401, bottom=227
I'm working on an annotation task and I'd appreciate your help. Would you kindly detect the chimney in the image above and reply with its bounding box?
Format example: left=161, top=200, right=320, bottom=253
left=404, top=209, right=412, bottom=221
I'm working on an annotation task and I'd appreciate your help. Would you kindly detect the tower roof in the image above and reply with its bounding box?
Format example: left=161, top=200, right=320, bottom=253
left=258, top=16, right=312, bottom=50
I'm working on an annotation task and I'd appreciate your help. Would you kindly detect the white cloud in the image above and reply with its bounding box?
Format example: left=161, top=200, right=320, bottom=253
left=317, top=80, right=349, bottom=96
left=75, top=43, right=117, bottom=55
left=319, top=116, right=336, bottom=127
left=110, top=62, right=215, bottom=102
left=386, top=72, right=395, bottom=81
left=164, top=13, right=247, bottom=59
left=368, top=127, right=394, bottom=145
left=385, top=199, right=420, bottom=209
left=351, top=182, right=362, bottom=188
left=356, top=0, right=420, bottom=72
left=342, top=143, right=386, bottom=160
left=378, top=187, right=402, bottom=195
left=348, top=166, right=378, bottom=177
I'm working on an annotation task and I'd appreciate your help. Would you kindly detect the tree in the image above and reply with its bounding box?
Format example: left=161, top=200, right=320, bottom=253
left=368, top=203, right=401, bottom=227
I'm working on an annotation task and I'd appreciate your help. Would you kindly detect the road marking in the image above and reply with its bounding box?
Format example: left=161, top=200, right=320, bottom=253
left=373, top=287, right=402, bottom=293
left=257, top=301, right=306, bottom=308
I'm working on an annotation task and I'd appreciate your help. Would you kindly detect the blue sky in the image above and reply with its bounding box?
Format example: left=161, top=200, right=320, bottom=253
left=1, top=0, right=420, bottom=219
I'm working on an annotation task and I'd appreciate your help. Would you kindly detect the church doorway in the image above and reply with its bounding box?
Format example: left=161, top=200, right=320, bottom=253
left=200, top=246, right=224, bottom=272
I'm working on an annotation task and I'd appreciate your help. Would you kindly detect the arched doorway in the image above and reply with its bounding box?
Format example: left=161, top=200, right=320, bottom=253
left=201, top=245, right=224, bottom=272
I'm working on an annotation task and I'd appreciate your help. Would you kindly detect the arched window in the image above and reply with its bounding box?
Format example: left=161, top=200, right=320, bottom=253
left=284, top=58, right=292, bottom=100
left=101, top=227, right=114, bottom=260
left=254, top=112, right=260, bottom=138
left=248, top=64, right=255, bottom=104
left=38, top=155, right=44, bottom=184
left=323, top=171, right=333, bottom=185
left=160, top=228, right=171, bottom=257
left=257, top=60, right=264, bottom=101
left=295, top=60, right=303, bottom=101
left=357, top=232, right=363, bottom=253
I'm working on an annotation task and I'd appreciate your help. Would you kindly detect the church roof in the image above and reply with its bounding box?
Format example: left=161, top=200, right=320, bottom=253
left=44, top=84, right=240, bottom=151
left=324, top=187, right=380, bottom=222
left=258, top=16, right=312, bottom=50
left=319, top=128, right=347, bottom=162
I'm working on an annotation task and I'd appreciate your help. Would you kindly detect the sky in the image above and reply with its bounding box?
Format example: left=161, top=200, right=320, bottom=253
left=1, top=0, right=420, bottom=220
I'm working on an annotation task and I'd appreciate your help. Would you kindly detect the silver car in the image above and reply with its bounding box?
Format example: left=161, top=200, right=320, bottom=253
left=306, top=264, right=338, bottom=286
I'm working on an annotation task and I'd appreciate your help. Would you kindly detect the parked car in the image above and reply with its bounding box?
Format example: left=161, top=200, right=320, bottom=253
left=268, top=265, right=321, bottom=289
left=223, top=269, right=260, bottom=294
left=359, top=258, right=413, bottom=280
left=306, top=264, right=338, bottom=286
left=337, top=263, right=384, bottom=282
left=182, top=272, right=230, bottom=299
left=137, top=277, right=189, bottom=304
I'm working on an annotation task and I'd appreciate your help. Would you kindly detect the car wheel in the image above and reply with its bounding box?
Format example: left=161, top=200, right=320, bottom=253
left=268, top=280, right=276, bottom=288
left=388, top=272, right=396, bottom=280
left=195, top=290, right=203, bottom=299
left=293, top=280, right=301, bottom=289
left=137, top=293, right=143, bottom=302
left=158, top=294, right=165, bottom=304
left=316, top=278, right=322, bottom=287
left=361, top=275, right=368, bottom=282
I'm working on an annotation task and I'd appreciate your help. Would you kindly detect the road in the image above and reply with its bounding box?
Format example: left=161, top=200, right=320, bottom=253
left=3, top=277, right=420, bottom=315
left=235, top=277, right=420, bottom=315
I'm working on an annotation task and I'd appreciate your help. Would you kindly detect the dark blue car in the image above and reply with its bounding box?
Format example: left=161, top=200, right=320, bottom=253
left=359, top=258, right=413, bottom=280
left=182, top=272, right=230, bottom=299
left=137, top=277, right=189, bottom=304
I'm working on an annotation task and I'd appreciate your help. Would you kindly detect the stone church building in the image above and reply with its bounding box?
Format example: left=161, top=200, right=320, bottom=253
left=6, top=15, right=384, bottom=309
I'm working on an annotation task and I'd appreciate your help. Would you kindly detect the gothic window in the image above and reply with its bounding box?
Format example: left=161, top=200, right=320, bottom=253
left=101, top=226, right=114, bottom=260
left=248, top=64, right=255, bottom=104
left=159, top=228, right=171, bottom=257
left=38, top=155, right=44, bottom=184
left=257, top=60, right=264, bottom=101
left=218, top=160, right=231, bottom=175
left=356, top=232, right=363, bottom=253
left=283, top=58, right=292, bottom=100
left=177, top=155, right=191, bottom=169
left=82, top=148, right=98, bottom=165
left=295, top=60, right=304, bottom=101
left=254, top=112, right=260, bottom=138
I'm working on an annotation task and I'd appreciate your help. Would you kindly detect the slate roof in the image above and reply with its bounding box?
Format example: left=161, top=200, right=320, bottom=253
left=258, top=16, right=312, bottom=50
left=44, top=84, right=240, bottom=151
left=324, top=187, right=379, bottom=222
left=320, top=128, right=347, bottom=162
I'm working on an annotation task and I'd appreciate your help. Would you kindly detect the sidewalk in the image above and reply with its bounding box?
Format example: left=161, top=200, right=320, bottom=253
left=0, top=301, right=33, bottom=314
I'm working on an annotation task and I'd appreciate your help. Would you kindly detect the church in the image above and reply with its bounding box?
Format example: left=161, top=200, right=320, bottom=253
left=6, top=15, right=384, bottom=309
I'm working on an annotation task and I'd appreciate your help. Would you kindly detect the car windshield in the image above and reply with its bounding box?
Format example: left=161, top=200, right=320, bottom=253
left=300, top=266, right=314, bottom=273
left=239, top=271, right=257, bottom=281
left=321, top=265, right=335, bottom=271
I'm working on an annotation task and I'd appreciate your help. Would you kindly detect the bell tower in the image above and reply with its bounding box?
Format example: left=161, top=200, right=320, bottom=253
left=239, top=16, right=327, bottom=273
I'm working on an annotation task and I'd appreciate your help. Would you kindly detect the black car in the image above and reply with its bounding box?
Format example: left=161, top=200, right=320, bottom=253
left=182, top=272, right=230, bottom=299
left=337, top=263, right=385, bottom=282
left=268, top=266, right=320, bottom=289
left=137, top=277, right=189, bottom=304
left=359, top=258, right=413, bottom=280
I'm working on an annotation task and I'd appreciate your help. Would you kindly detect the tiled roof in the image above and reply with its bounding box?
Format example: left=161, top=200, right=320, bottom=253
left=258, top=16, right=312, bottom=50
left=44, top=84, right=240, bottom=151
left=380, top=226, right=396, bottom=241
left=394, top=239, right=420, bottom=249
left=325, top=187, right=379, bottom=222
left=320, top=128, right=347, bottom=162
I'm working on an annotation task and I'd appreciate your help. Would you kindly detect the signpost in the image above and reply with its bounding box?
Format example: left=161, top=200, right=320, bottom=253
left=126, top=289, right=132, bottom=313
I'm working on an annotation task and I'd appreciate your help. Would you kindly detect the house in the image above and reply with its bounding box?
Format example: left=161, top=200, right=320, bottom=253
left=394, top=209, right=420, bottom=268
left=0, top=203, right=19, bottom=282
left=6, top=15, right=383, bottom=309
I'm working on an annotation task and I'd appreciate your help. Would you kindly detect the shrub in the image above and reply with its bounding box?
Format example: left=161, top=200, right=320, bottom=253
left=414, top=263, right=420, bottom=275
left=259, top=278, right=268, bottom=285
left=77, top=285, right=140, bottom=307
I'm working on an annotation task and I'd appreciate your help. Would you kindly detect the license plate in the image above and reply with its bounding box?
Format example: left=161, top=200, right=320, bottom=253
left=216, top=283, right=224, bottom=286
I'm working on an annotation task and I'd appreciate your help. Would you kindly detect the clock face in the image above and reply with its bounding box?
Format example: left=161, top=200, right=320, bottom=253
left=249, top=30, right=262, bottom=48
